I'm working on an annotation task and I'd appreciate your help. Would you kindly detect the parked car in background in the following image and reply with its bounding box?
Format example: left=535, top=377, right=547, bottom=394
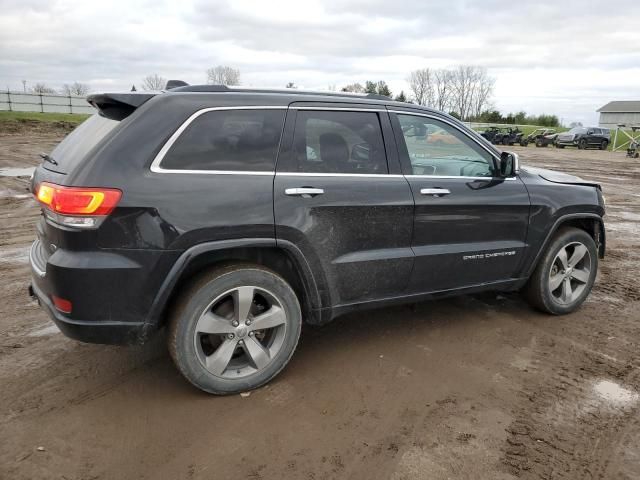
left=556, top=127, right=610, bottom=150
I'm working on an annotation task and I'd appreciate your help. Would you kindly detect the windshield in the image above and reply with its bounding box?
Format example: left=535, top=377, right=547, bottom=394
left=46, top=114, right=119, bottom=173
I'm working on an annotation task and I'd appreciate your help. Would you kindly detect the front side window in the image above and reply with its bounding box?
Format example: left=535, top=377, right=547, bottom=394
left=160, top=109, right=285, bottom=171
left=397, top=114, right=494, bottom=177
left=292, top=111, right=388, bottom=174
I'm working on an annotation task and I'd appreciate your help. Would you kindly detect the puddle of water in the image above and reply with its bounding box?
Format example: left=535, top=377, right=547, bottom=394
left=28, top=324, right=60, bottom=337
left=0, top=246, right=30, bottom=264
left=593, top=380, right=639, bottom=407
left=0, top=188, right=31, bottom=199
left=0, top=167, right=35, bottom=177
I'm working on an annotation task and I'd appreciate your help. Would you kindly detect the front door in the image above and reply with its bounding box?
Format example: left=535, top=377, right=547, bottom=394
left=274, top=105, right=415, bottom=308
left=389, top=110, right=530, bottom=294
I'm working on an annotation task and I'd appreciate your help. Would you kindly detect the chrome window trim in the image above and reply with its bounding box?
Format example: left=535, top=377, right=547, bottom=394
left=150, top=106, right=287, bottom=174
left=405, top=174, right=517, bottom=181
left=276, top=172, right=404, bottom=178
left=290, top=106, right=386, bottom=112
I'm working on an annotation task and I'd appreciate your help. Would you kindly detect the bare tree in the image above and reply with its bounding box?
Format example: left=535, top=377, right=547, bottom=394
left=450, top=66, right=474, bottom=120
left=341, top=82, right=364, bottom=93
left=206, top=66, right=241, bottom=86
left=407, top=69, right=435, bottom=106
left=31, top=83, right=56, bottom=94
left=470, top=67, right=494, bottom=119
left=141, top=74, right=167, bottom=91
left=433, top=69, right=454, bottom=112
left=62, top=82, right=90, bottom=96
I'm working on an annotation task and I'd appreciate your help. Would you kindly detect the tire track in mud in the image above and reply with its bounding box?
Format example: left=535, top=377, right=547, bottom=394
left=502, top=332, right=640, bottom=479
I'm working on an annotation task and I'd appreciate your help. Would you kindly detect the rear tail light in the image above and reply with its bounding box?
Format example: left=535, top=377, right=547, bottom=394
left=35, top=182, right=122, bottom=229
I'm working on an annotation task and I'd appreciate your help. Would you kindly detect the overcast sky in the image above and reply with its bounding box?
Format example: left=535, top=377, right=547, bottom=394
left=1, top=0, right=638, bottom=125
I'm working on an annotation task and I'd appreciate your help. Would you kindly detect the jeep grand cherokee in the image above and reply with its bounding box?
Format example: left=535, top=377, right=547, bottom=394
left=29, top=84, right=606, bottom=394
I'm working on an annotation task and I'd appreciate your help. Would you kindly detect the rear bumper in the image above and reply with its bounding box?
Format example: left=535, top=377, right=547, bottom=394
left=29, top=281, right=148, bottom=345
left=28, top=238, right=172, bottom=345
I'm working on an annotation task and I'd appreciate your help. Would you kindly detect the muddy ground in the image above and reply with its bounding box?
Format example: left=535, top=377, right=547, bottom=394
left=1, top=126, right=639, bottom=480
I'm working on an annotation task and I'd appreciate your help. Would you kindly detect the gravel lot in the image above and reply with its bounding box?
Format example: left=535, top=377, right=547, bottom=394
left=1, top=125, right=639, bottom=480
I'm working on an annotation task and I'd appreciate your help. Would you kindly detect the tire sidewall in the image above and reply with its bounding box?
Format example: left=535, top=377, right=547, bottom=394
left=171, top=267, right=302, bottom=394
left=535, top=229, right=598, bottom=314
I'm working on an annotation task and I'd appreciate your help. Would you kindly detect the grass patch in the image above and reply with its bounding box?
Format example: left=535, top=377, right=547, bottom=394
left=0, top=111, right=90, bottom=125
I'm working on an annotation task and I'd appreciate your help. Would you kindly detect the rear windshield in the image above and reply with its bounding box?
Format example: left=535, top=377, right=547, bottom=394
left=46, top=114, right=119, bottom=173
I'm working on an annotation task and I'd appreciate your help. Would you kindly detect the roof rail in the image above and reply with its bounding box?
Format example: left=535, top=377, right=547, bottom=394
left=168, top=84, right=391, bottom=100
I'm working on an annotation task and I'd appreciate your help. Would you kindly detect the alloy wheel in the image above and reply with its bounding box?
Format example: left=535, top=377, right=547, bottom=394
left=193, top=286, right=287, bottom=378
left=548, top=241, right=592, bottom=305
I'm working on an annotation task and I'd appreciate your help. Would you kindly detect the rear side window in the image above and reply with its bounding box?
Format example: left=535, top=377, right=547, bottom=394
left=47, top=114, right=119, bottom=173
left=160, top=109, right=285, bottom=172
left=292, top=111, right=388, bottom=174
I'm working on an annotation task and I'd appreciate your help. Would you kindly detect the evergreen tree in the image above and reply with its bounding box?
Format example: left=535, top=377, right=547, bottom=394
left=364, top=81, right=378, bottom=94
left=376, top=81, right=392, bottom=97
left=394, top=91, right=407, bottom=102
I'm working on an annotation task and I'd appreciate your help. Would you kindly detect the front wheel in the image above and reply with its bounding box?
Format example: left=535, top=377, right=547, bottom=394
left=578, top=138, right=587, bottom=149
left=524, top=228, right=598, bottom=315
left=168, top=265, right=302, bottom=394
left=600, top=140, right=608, bottom=150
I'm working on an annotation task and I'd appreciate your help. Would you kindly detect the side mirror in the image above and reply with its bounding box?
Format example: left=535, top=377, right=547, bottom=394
left=587, top=130, right=594, bottom=135
left=499, top=151, right=519, bottom=177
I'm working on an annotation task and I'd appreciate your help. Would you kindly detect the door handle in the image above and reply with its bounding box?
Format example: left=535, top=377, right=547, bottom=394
left=285, top=187, right=324, bottom=197
left=420, top=188, right=451, bottom=197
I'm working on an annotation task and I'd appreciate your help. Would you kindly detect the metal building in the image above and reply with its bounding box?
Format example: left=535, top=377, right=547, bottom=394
left=597, top=101, right=640, bottom=128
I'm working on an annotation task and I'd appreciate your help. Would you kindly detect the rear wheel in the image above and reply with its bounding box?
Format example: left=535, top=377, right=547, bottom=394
left=524, top=228, right=598, bottom=315
left=600, top=140, right=608, bottom=150
left=168, top=265, right=302, bottom=394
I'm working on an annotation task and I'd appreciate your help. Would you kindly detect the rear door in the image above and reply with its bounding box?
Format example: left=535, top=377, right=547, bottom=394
left=389, top=110, right=530, bottom=294
left=274, top=103, right=415, bottom=308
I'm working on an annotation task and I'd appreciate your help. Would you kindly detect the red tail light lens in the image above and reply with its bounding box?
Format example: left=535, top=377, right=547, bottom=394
left=52, top=295, right=72, bottom=314
left=36, top=182, right=122, bottom=216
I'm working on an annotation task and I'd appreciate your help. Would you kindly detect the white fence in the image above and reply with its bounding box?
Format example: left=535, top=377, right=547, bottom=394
left=0, top=91, right=94, bottom=114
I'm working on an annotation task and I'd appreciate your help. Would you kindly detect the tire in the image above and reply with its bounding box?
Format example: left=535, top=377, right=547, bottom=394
left=524, top=227, right=598, bottom=315
left=557, top=144, right=565, bottom=149
left=502, top=137, right=509, bottom=146
left=600, top=140, right=608, bottom=150
left=168, top=264, right=302, bottom=395
left=535, top=139, right=543, bottom=148
left=578, top=138, right=587, bottom=150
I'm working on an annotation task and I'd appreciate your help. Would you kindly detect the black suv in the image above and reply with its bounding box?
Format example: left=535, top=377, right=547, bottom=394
left=556, top=126, right=611, bottom=150
left=29, top=84, right=606, bottom=394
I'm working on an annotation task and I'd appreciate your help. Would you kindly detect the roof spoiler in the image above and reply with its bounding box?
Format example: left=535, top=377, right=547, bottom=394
left=86, top=92, right=156, bottom=121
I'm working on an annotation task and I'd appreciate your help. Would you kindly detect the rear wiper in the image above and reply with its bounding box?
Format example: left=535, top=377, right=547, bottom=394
left=39, top=153, right=58, bottom=166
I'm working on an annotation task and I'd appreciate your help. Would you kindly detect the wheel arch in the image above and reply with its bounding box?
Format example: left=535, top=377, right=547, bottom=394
left=146, top=239, right=322, bottom=329
left=524, top=213, right=605, bottom=279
